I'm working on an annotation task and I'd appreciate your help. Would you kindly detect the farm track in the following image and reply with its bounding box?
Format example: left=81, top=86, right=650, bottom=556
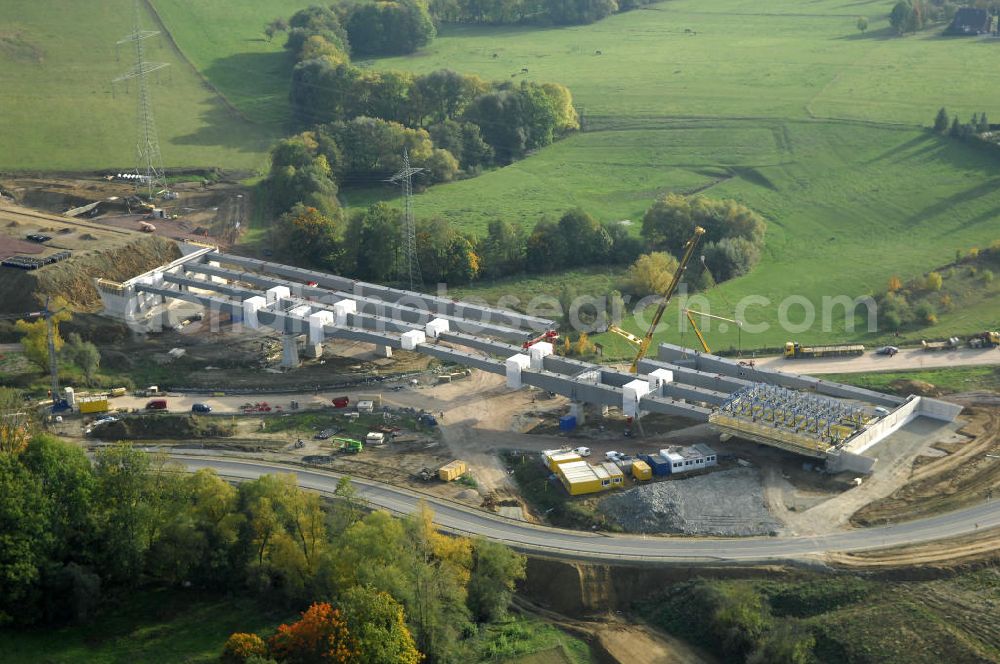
left=0, top=204, right=135, bottom=237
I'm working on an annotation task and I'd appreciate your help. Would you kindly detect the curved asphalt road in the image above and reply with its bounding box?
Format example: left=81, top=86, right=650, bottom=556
left=178, top=456, right=1000, bottom=563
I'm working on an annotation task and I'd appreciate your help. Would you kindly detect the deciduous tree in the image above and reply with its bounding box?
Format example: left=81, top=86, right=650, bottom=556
left=222, top=632, right=268, bottom=663
left=269, top=602, right=356, bottom=663
left=0, top=388, right=32, bottom=456
left=467, top=538, right=526, bottom=622
left=339, top=586, right=422, bottom=664
left=624, top=252, right=679, bottom=297
left=15, top=302, right=70, bottom=372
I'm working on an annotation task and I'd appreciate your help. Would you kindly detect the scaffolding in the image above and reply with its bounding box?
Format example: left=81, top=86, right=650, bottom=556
left=709, top=383, right=873, bottom=456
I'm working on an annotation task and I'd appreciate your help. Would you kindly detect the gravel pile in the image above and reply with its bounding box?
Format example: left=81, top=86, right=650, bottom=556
left=599, top=468, right=782, bottom=537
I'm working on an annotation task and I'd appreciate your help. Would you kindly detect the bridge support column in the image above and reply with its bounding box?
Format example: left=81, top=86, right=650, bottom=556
left=281, top=334, right=300, bottom=368
left=569, top=401, right=586, bottom=425
left=375, top=345, right=393, bottom=358
left=303, top=343, right=323, bottom=359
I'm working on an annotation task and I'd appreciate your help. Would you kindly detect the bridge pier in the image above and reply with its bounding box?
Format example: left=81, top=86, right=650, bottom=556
left=281, top=334, right=300, bottom=368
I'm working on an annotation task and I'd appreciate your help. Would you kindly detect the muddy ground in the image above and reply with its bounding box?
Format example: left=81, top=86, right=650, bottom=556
left=1, top=175, right=253, bottom=248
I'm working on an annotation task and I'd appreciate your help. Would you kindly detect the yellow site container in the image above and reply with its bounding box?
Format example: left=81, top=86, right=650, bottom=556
left=438, top=460, right=468, bottom=482
left=557, top=461, right=604, bottom=495
left=79, top=398, right=109, bottom=414
left=631, top=459, right=652, bottom=481
left=543, top=450, right=582, bottom=472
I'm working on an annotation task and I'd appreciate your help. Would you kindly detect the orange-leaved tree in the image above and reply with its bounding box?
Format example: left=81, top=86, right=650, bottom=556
left=269, top=602, right=357, bottom=663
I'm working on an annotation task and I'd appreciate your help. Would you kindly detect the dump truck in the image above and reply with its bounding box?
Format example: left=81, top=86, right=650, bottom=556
left=328, top=436, right=363, bottom=453
left=921, top=337, right=960, bottom=352
left=784, top=342, right=864, bottom=359
left=968, top=331, right=1000, bottom=349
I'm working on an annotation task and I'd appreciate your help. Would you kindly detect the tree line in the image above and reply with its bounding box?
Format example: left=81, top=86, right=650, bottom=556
left=272, top=192, right=766, bottom=291
left=933, top=106, right=991, bottom=139
left=270, top=0, right=655, bottom=61
left=429, top=0, right=657, bottom=26
left=274, top=203, right=647, bottom=286
left=0, top=422, right=525, bottom=663
left=887, top=0, right=995, bottom=35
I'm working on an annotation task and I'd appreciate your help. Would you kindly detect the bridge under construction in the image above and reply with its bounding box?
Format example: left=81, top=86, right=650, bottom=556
left=96, top=243, right=962, bottom=474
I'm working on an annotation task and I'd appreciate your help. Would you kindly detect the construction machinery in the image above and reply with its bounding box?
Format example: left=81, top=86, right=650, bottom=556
left=523, top=329, right=559, bottom=349
left=784, top=342, right=864, bottom=359
left=968, top=331, right=1000, bottom=349
left=329, top=436, right=363, bottom=453
left=683, top=309, right=743, bottom=354
left=609, top=226, right=706, bottom=372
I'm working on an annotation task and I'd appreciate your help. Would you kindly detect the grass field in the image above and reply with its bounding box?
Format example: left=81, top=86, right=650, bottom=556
left=0, top=0, right=278, bottom=172
left=4, top=0, right=1000, bottom=347
left=828, top=365, right=1000, bottom=395
left=0, top=588, right=292, bottom=664
left=149, top=0, right=304, bottom=125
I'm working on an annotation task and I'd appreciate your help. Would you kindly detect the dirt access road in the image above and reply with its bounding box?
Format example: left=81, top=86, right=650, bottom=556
left=754, top=345, right=1000, bottom=374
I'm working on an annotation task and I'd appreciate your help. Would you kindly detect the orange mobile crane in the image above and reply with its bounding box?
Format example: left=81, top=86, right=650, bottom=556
left=608, top=226, right=705, bottom=372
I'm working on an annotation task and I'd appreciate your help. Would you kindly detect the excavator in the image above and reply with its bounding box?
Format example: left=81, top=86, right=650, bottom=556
left=608, top=226, right=705, bottom=372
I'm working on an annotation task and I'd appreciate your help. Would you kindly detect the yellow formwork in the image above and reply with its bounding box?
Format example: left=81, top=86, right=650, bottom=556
left=709, top=413, right=832, bottom=457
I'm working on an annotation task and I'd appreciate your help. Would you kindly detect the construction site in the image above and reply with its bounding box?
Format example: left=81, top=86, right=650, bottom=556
left=2, top=134, right=998, bottom=664
left=2, top=181, right=994, bottom=545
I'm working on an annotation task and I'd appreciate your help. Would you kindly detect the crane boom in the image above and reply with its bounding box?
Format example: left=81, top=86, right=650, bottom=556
left=685, top=310, right=712, bottom=353
left=623, top=226, right=705, bottom=372
left=683, top=308, right=743, bottom=355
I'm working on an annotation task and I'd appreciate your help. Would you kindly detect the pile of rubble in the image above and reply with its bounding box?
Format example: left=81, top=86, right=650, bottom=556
left=599, top=468, right=782, bottom=537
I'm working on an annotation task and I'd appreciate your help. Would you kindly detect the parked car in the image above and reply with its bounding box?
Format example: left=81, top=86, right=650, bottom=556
left=191, top=403, right=212, bottom=413
left=876, top=346, right=899, bottom=356
left=332, top=396, right=350, bottom=408
left=605, top=450, right=622, bottom=461
left=573, top=446, right=592, bottom=457
left=315, top=428, right=339, bottom=440
left=94, top=414, right=118, bottom=423
left=145, top=399, right=167, bottom=410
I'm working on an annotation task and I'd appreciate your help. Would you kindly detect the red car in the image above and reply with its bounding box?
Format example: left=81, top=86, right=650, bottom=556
left=145, top=399, right=167, bottom=410
left=332, top=396, right=350, bottom=408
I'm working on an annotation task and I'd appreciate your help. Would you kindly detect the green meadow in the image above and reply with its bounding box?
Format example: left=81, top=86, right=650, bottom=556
left=2, top=0, right=999, bottom=347
left=0, top=0, right=278, bottom=172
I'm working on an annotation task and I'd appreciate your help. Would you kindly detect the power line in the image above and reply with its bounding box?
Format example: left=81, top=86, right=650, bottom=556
left=387, top=149, right=424, bottom=292
left=114, top=0, right=169, bottom=201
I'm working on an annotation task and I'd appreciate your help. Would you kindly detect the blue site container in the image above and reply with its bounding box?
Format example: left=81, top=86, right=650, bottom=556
left=638, top=453, right=670, bottom=476
left=559, top=415, right=577, bottom=431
